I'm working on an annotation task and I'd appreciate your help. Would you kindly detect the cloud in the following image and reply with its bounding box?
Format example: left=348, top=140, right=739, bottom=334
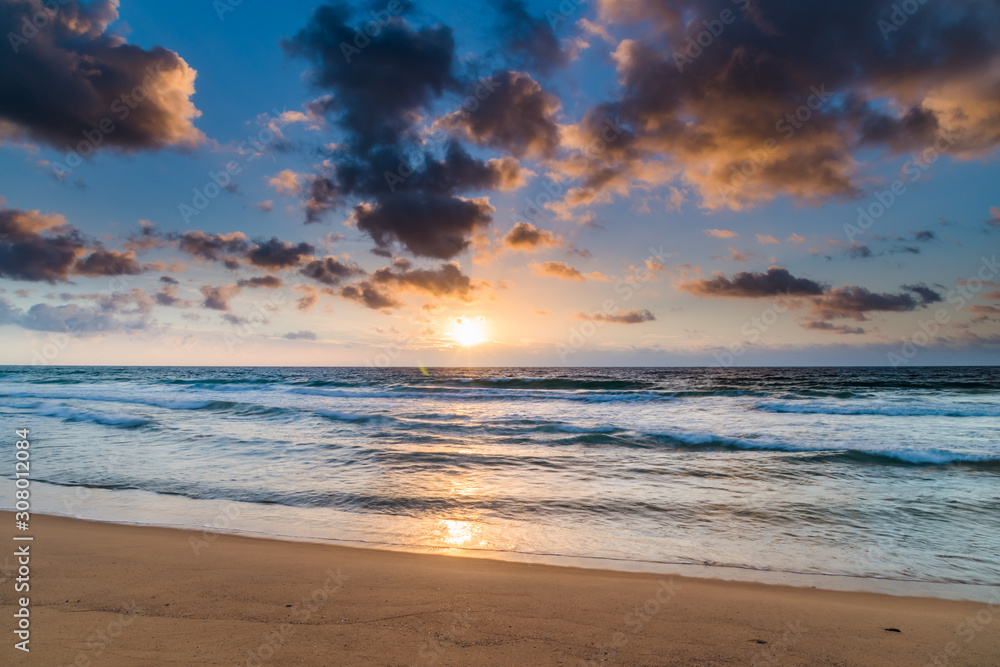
left=578, top=308, right=655, bottom=324
left=254, top=200, right=274, bottom=212
left=903, top=283, right=943, bottom=305
left=247, top=238, right=315, bottom=269
left=0, top=289, right=152, bottom=336
left=0, top=0, right=203, bottom=152
left=283, top=6, right=531, bottom=259
left=755, top=234, right=780, bottom=245
left=293, top=285, right=319, bottom=311
left=705, top=229, right=737, bottom=238
left=494, top=0, right=567, bottom=74
left=560, top=0, right=1000, bottom=211
left=123, top=220, right=167, bottom=253
left=155, top=284, right=191, bottom=308
left=804, top=321, right=865, bottom=335
left=786, top=233, right=806, bottom=244
left=989, top=207, right=1000, bottom=227
left=237, top=275, right=283, bottom=289
left=284, top=330, right=317, bottom=341
left=268, top=170, right=303, bottom=196
left=284, top=3, right=457, bottom=151
left=74, top=250, right=143, bottom=277
left=370, top=261, right=477, bottom=301
left=533, top=261, right=607, bottom=282
left=199, top=284, right=240, bottom=311
left=339, top=282, right=402, bottom=310
left=579, top=18, right=614, bottom=44
left=810, top=286, right=921, bottom=321
left=841, top=243, right=874, bottom=259
left=723, top=247, right=748, bottom=262
left=18, top=300, right=148, bottom=334
left=501, top=222, right=563, bottom=252
left=680, top=267, right=825, bottom=298
left=438, top=70, right=560, bottom=158
left=0, top=207, right=85, bottom=282
left=175, top=231, right=249, bottom=262
left=352, top=191, right=495, bottom=259
left=300, top=256, right=365, bottom=286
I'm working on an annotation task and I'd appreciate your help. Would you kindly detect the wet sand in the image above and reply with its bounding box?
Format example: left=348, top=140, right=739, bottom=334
left=1, top=511, right=998, bottom=665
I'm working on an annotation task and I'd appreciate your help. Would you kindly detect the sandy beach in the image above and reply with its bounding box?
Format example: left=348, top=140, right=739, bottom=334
left=0, top=512, right=996, bottom=665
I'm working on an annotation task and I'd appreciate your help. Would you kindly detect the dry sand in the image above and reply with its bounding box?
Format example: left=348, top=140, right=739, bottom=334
left=1, top=511, right=998, bottom=665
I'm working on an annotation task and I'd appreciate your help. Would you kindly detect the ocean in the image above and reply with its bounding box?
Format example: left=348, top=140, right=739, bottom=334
left=2, top=366, right=998, bottom=599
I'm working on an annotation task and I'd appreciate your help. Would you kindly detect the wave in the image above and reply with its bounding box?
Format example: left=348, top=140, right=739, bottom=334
left=425, top=377, right=657, bottom=391
left=754, top=401, right=1000, bottom=418
left=315, top=409, right=395, bottom=424
left=31, top=403, right=151, bottom=428
left=290, top=385, right=669, bottom=404
left=640, top=430, right=1000, bottom=468
left=529, top=425, right=1000, bottom=469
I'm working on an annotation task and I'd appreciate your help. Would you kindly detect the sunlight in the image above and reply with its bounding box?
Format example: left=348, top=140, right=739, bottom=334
left=449, top=316, right=487, bottom=347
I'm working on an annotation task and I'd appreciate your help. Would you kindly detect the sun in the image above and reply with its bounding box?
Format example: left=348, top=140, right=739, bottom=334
left=449, top=316, right=487, bottom=347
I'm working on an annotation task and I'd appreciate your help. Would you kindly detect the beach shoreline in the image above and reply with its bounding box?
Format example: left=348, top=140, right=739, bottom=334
left=2, top=512, right=998, bottom=665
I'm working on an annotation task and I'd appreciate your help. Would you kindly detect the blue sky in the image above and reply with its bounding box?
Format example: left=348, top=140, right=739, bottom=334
left=0, top=0, right=998, bottom=365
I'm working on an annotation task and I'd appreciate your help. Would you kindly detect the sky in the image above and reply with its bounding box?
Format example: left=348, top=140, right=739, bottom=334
left=0, top=0, right=998, bottom=367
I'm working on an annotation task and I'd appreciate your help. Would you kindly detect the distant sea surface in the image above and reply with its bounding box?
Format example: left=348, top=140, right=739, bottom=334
left=2, top=366, right=999, bottom=595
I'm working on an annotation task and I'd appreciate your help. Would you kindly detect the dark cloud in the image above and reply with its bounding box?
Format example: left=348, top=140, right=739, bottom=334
left=247, top=238, right=315, bottom=269
left=804, top=321, right=866, bottom=335
left=284, top=330, right=318, bottom=341
left=494, top=0, right=567, bottom=74
left=74, top=250, right=143, bottom=277
left=339, top=282, right=402, bottom=310
left=679, top=267, right=825, bottom=298
left=283, top=2, right=456, bottom=151
left=284, top=6, right=531, bottom=259
left=842, top=244, right=873, bottom=259
left=199, top=284, right=240, bottom=311
left=439, top=70, right=560, bottom=158
left=0, top=0, right=203, bottom=151
left=175, top=231, right=249, bottom=262
left=578, top=308, right=656, bottom=324
left=353, top=191, right=495, bottom=259
left=300, top=256, right=365, bottom=286
left=811, top=287, right=920, bottom=321
left=159, top=275, right=179, bottom=285
left=556, top=0, right=1000, bottom=211
left=304, top=176, right=338, bottom=224
left=913, top=230, right=935, bottom=242
left=155, top=285, right=191, bottom=308
left=903, top=283, right=943, bottom=304
left=680, top=266, right=934, bottom=325
left=0, top=207, right=85, bottom=282
left=370, top=262, right=476, bottom=300
left=237, top=275, right=283, bottom=289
